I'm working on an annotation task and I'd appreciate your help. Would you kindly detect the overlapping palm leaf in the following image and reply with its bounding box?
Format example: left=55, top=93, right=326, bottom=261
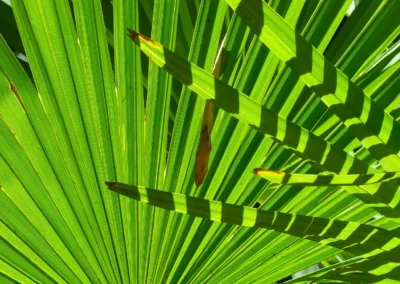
left=1, top=0, right=399, bottom=283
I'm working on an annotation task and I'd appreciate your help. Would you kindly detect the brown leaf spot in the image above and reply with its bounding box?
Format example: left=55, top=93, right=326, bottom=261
left=10, top=82, right=26, bottom=110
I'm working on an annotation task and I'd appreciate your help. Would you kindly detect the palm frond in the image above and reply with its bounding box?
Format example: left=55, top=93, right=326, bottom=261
left=1, top=0, right=399, bottom=283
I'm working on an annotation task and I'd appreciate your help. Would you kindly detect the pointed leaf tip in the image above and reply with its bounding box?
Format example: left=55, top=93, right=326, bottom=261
left=253, top=168, right=279, bottom=175
left=127, top=28, right=154, bottom=44
left=105, top=182, right=117, bottom=189
left=127, top=28, right=139, bottom=39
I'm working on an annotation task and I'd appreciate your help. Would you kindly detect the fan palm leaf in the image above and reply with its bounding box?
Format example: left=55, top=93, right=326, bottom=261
left=1, top=0, right=399, bottom=283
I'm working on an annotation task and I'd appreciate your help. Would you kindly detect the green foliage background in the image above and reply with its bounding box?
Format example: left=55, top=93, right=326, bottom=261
left=1, top=0, right=399, bottom=283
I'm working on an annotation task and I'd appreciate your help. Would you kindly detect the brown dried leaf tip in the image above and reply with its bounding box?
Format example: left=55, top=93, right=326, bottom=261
left=195, top=127, right=211, bottom=188
left=105, top=182, right=117, bottom=190
left=194, top=101, right=214, bottom=188
left=127, top=28, right=154, bottom=43
left=127, top=28, right=139, bottom=40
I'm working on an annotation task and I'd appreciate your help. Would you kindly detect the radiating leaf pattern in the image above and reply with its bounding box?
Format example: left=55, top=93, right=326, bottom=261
left=225, top=0, right=400, bottom=171
left=128, top=29, right=400, bottom=219
left=1, top=0, right=399, bottom=283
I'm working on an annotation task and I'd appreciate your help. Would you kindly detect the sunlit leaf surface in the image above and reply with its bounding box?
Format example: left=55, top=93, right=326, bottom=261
left=1, top=0, right=399, bottom=282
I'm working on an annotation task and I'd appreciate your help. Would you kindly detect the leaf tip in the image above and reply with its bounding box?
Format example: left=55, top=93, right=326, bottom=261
left=127, top=28, right=139, bottom=40
left=253, top=168, right=270, bottom=175
left=105, top=182, right=117, bottom=190
left=194, top=126, right=212, bottom=189
left=127, top=28, right=154, bottom=44
left=253, top=168, right=282, bottom=176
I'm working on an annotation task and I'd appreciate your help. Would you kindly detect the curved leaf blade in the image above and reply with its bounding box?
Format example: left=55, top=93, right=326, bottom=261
left=106, top=182, right=400, bottom=264
left=254, top=169, right=400, bottom=186
left=127, top=29, right=400, bottom=220
left=224, top=0, right=400, bottom=171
